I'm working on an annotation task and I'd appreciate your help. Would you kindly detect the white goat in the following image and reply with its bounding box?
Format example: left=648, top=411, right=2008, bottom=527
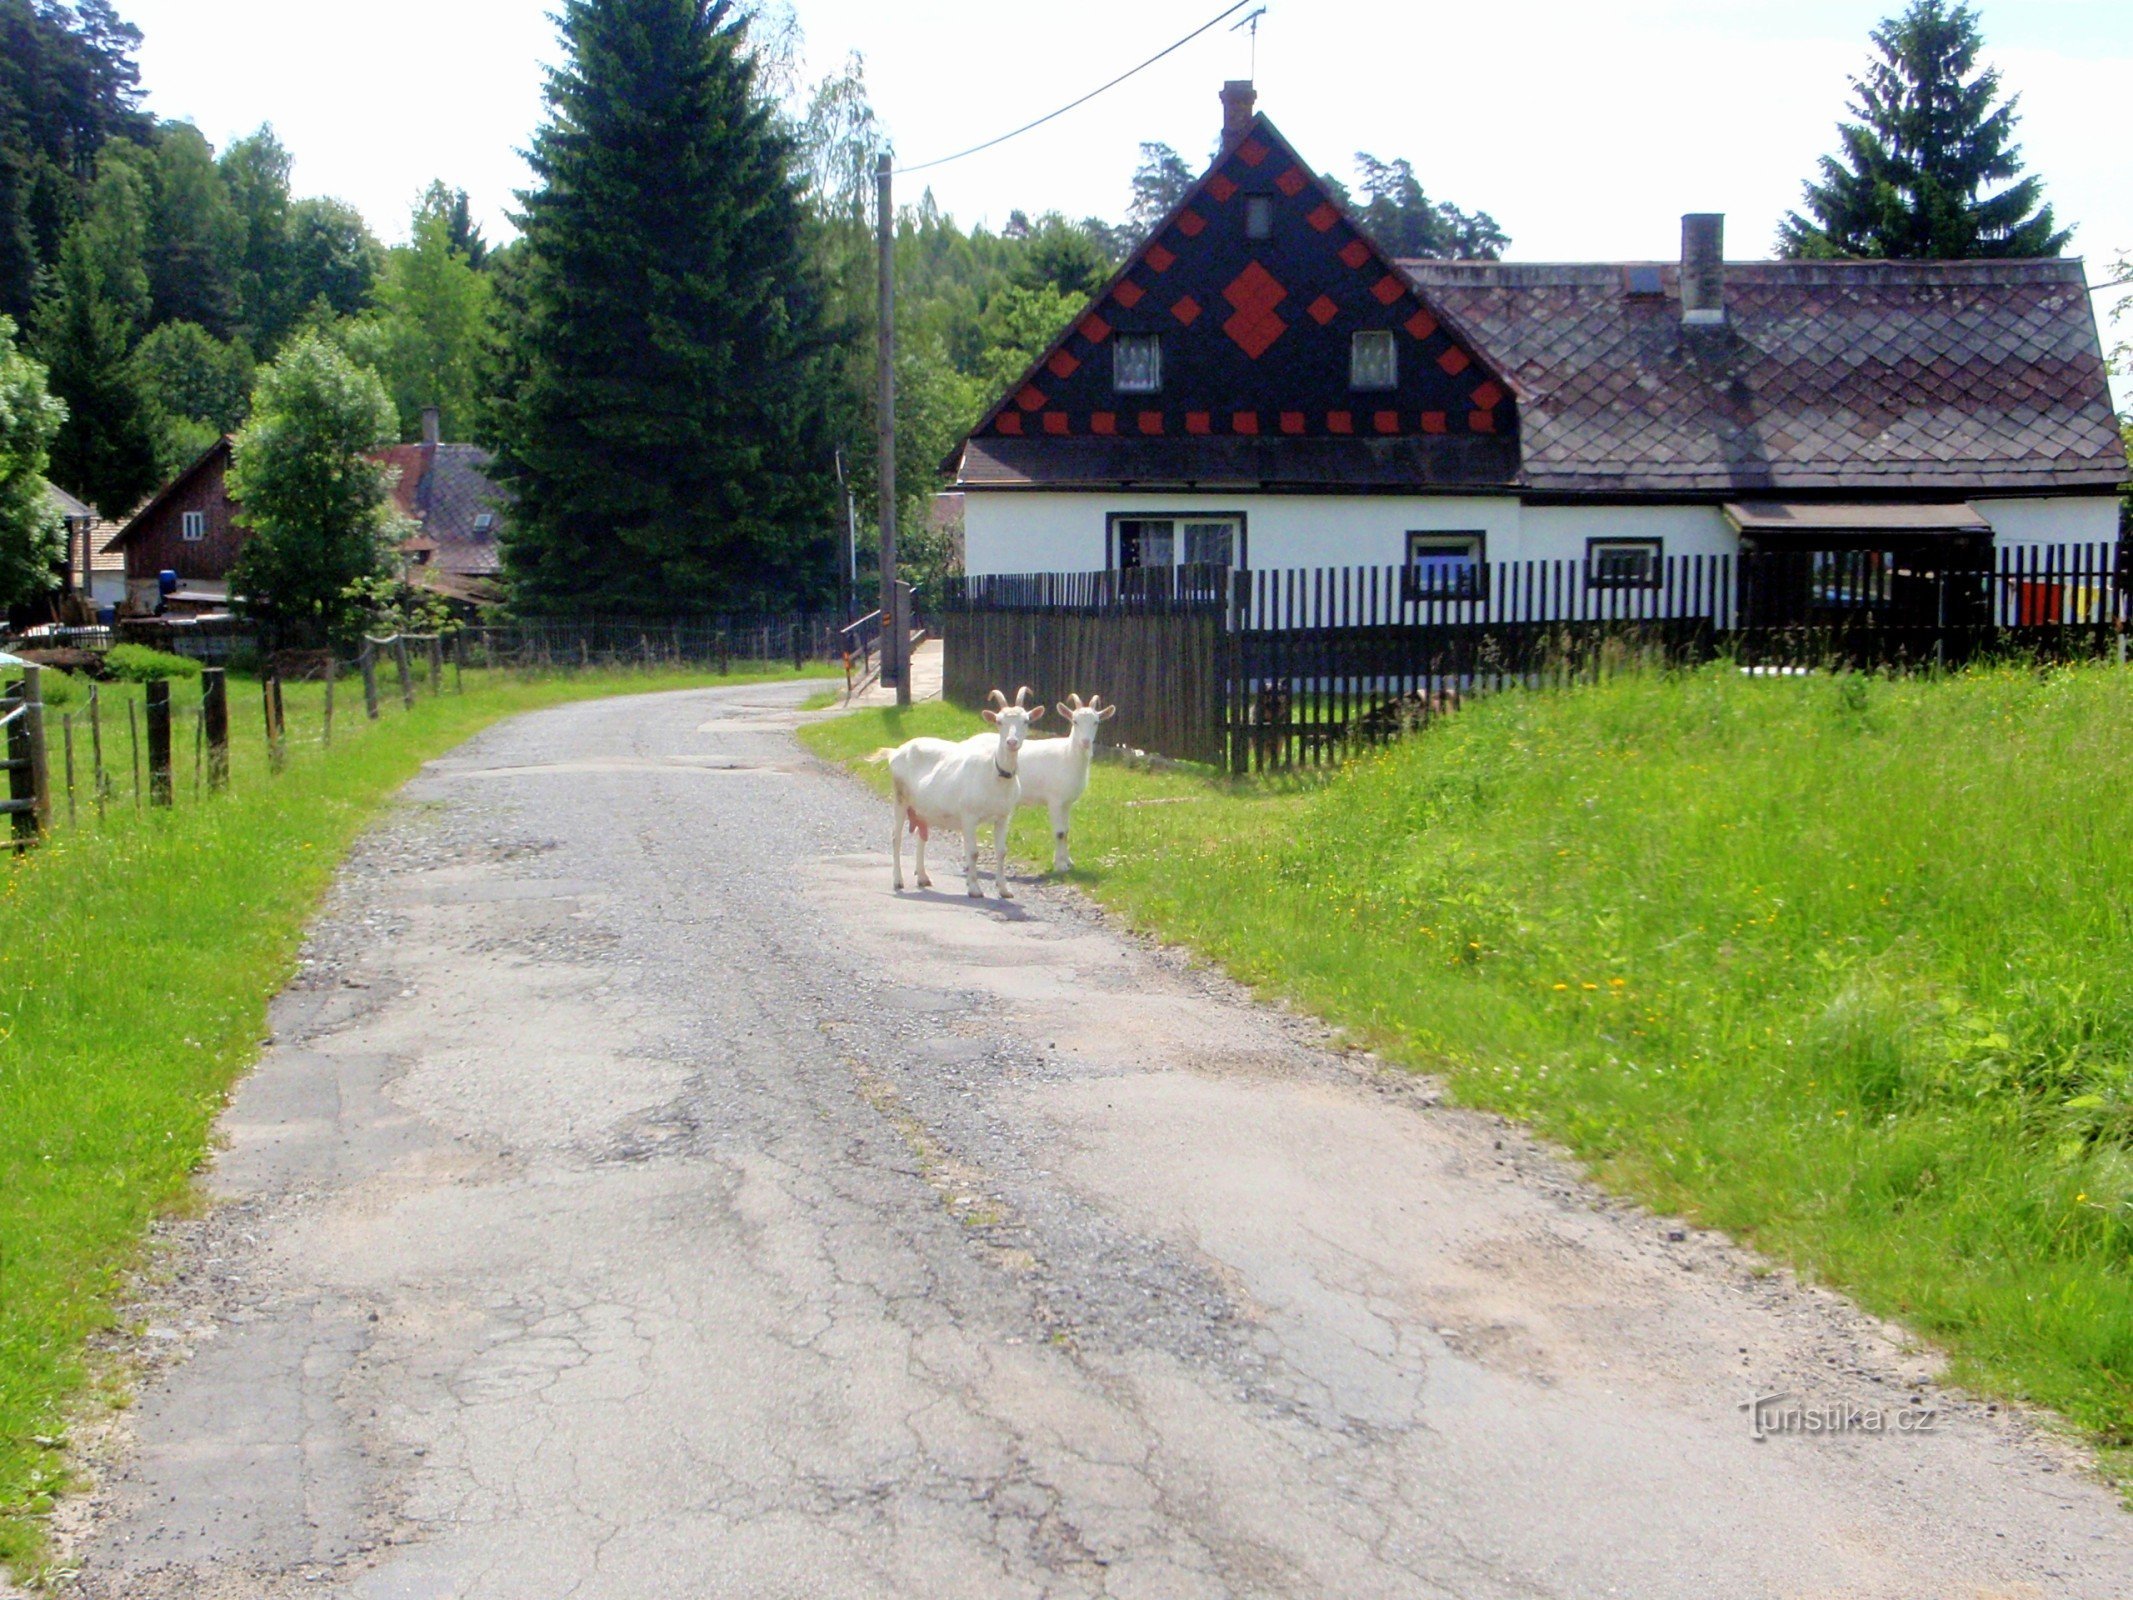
left=872, top=688, right=1040, bottom=898
left=995, top=689, right=1115, bottom=872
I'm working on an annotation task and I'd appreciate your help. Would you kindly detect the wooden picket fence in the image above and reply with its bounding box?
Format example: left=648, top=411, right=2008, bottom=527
left=941, top=544, right=2130, bottom=774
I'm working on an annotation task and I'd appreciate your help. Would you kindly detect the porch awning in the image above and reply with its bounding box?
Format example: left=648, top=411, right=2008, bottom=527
left=1722, top=500, right=1992, bottom=537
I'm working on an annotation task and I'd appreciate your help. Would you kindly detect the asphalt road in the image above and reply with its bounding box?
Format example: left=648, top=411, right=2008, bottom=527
left=50, top=680, right=2133, bottom=1598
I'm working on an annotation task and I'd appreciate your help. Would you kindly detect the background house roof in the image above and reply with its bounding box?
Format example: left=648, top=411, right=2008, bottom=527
left=1401, top=258, right=2127, bottom=497
left=379, top=442, right=505, bottom=579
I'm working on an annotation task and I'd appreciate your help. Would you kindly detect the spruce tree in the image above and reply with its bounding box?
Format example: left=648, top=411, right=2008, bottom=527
left=493, top=0, right=840, bottom=617
left=1780, top=0, right=2067, bottom=260
left=34, top=222, right=157, bottom=516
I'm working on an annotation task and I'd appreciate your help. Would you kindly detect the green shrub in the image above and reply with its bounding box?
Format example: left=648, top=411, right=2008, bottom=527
left=102, top=644, right=205, bottom=683
left=25, top=667, right=88, bottom=710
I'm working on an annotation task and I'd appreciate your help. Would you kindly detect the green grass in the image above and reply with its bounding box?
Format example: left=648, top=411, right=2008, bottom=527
left=0, top=661, right=827, bottom=1576
left=804, top=664, right=2133, bottom=1481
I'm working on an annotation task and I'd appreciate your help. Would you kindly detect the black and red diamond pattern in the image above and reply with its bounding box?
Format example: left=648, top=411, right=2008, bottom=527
left=981, top=116, right=1511, bottom=444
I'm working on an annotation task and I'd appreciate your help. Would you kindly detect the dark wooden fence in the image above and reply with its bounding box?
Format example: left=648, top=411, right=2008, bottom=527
left=943, top=543, right=2127, bottom=774
left=942, top=568, right=1228, bottom=765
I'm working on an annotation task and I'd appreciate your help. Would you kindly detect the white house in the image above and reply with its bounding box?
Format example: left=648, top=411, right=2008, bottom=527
left=948, top=85, right=2127, bottom=601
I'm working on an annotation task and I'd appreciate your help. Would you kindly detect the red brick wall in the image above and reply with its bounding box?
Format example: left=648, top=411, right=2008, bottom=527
left=122, top=450, right=248, bottom=584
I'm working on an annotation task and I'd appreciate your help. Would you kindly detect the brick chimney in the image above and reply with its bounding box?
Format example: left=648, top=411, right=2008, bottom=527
left=420, top=404, right=442, bottom=449
left=1220, top=80, right=1257, bottom=148
left=1680, top=213, right=1725, bottom=326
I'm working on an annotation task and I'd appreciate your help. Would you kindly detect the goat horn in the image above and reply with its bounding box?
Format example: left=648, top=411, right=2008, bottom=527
left=1016, top=686, right=1034, bottom=708
left=1065, top=693, right=1083, bottom=710
left=986, top=689, right=1007, bottom=709
left=1088, top=694, right=1105, bottom=710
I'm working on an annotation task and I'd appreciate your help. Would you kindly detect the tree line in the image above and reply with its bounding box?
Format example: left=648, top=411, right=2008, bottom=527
left=0, top=0, right=2098, bottom=640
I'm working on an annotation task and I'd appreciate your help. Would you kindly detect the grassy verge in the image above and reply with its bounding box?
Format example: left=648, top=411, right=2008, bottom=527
left=803, top=664, right=2133, bottom=1481
left=1, top=663, right=825, bottom=1575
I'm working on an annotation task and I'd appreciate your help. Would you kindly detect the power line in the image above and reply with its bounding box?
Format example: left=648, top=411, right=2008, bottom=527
left=896, top=0, right=1260, bottom=176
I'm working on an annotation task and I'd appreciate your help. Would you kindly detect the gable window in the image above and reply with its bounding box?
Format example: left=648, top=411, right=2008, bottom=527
left=180, top=510, right=207, bottom=542
left=1113, top=333, right=1162, bottom=394
left=1244, top=196, right=1275, bottom=240
left=1587, top=537, right=1663, bottom=589
left=1350, top=330, right=1397, bottom=391
left=1404, top=532, right=1486, bottom=600
left=1110, top=514, right=1244, bottom=572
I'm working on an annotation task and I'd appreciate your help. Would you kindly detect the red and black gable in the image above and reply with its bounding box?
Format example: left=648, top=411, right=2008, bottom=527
left=972, top=116, right=1513, bottom=447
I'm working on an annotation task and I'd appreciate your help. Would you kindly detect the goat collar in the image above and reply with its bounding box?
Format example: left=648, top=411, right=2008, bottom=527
left=995, top=757, right=1016, bottom=781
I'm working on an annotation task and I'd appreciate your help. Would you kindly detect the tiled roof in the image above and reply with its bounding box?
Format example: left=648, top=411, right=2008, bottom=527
left=382, top=443, right=506, bottom=578
left=1399, top=258, right=2127, bottom=496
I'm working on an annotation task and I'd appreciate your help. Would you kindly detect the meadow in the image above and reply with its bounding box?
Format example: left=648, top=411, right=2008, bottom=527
left=0, top=659, right=820, bottom=1573
left=804, top=663, right=2133, bottom=1483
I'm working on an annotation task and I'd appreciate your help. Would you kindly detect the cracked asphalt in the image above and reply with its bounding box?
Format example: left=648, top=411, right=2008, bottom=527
left=47, top=680, right=2133, bottom=1598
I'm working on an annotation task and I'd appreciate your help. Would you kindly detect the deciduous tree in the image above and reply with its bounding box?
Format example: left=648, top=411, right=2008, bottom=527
left=226, top=334, right=399, bottom=647
left=0, top=314, right=66, bottom=608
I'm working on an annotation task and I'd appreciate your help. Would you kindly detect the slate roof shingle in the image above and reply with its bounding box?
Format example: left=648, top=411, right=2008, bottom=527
left=380, top=443, right=505, bottom=579
left=1399, top=257, right=2127, bottom=496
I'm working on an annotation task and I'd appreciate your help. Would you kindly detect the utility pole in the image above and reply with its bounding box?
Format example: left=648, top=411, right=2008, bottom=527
left=876, top=152, right=908, bottom=704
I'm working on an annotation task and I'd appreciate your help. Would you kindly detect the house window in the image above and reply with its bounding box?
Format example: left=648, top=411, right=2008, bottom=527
left=1113, top=334, right=1162, bottom=394
left=1245, top=196, right=1275, bottom=240
left=473, top=512, right=497, bottom=535
left=181, top=510, right=207, bottom=543
left=1111, top=514, right=1244, bottom=571
left=1405, top=532, right=1486, bottom=600
left=1587, top=537, right=1663, bottom=589
left=1350, top=330, right=1397, bottom=391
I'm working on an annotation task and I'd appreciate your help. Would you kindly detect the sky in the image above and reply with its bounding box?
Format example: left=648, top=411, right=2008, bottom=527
left=122, top=0, right=2130, bottom=372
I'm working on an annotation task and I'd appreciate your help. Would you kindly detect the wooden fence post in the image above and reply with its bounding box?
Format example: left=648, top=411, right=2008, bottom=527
left=263, top=672, right=286, bottom=774
left=3, top=672, right=38, bottom=848
left=322, top=662, right=335, bottom=748
left=453, top=630, right=466, bottom=693
left=89, top=683, right=106, bottom=814
left=394, top=636, right=414, bottom=709
left=22, top=665, right=49, bottom=835
left=361, top=642, right=381, bottom=719
left=127, top=694, right=141, bottom=810
left=62, top=710, right=76, bottom=826
left=427, top=634, right=444, bottom=694
left=201, top=667, right=230, bottom=790
left=145, top=678, right=173, bottom=806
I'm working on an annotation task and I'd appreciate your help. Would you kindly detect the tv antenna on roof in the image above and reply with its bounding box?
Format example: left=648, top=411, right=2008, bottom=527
left=1231, top=6, right=1268, bottom=79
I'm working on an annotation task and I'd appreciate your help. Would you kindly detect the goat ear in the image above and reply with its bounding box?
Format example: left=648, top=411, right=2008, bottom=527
left=1098, top=704, right=1117, bottom=720
left=980, top=708, right=999, bottom=724
left=985, top=689, right=1007, bottom=709
left=1055, top=702, right=1072, bottom=721
left=1028, top=704, right=1045, bottom=720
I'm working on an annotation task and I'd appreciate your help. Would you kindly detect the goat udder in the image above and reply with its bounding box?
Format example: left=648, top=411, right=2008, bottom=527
left=906, top=808, right=931, bottom=841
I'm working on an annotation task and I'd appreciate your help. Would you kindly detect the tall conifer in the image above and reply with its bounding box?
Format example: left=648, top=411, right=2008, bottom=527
left=494, top=0, right=840, bottom=616
left=1780, top=0, right=2067, bottom=260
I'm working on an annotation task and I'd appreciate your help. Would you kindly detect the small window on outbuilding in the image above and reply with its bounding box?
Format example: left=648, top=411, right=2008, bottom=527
left=1587, top=537, right=1663, bottom=589
left=1244, top=196, right=1275, bottom=240
left=1113, top=333, right=1162, bottom=393
left=1404, top=532, right=1486, bottom=600
left=180, top=510, right=206, bottom=542
left=1350, top=330, right=1397, bottom=391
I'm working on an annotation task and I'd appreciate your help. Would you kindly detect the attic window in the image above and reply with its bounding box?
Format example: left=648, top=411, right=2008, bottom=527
left=1245, top=196, right=1275, bottom=240
left=1624, top=265, right=1664, bottom=297
left=181, top=510, right=206, bottom=542
left=1349, top=330, right=1398, bottom=391
left=1113, top=334, right=1162, bottom=394
left=473, top=513, right=496, bottom=535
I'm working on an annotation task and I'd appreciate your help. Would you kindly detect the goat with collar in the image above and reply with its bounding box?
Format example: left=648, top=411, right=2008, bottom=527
left=870, top=687, right=1040, bottom=899
left=1001, top=690, right=1116, bottom=874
